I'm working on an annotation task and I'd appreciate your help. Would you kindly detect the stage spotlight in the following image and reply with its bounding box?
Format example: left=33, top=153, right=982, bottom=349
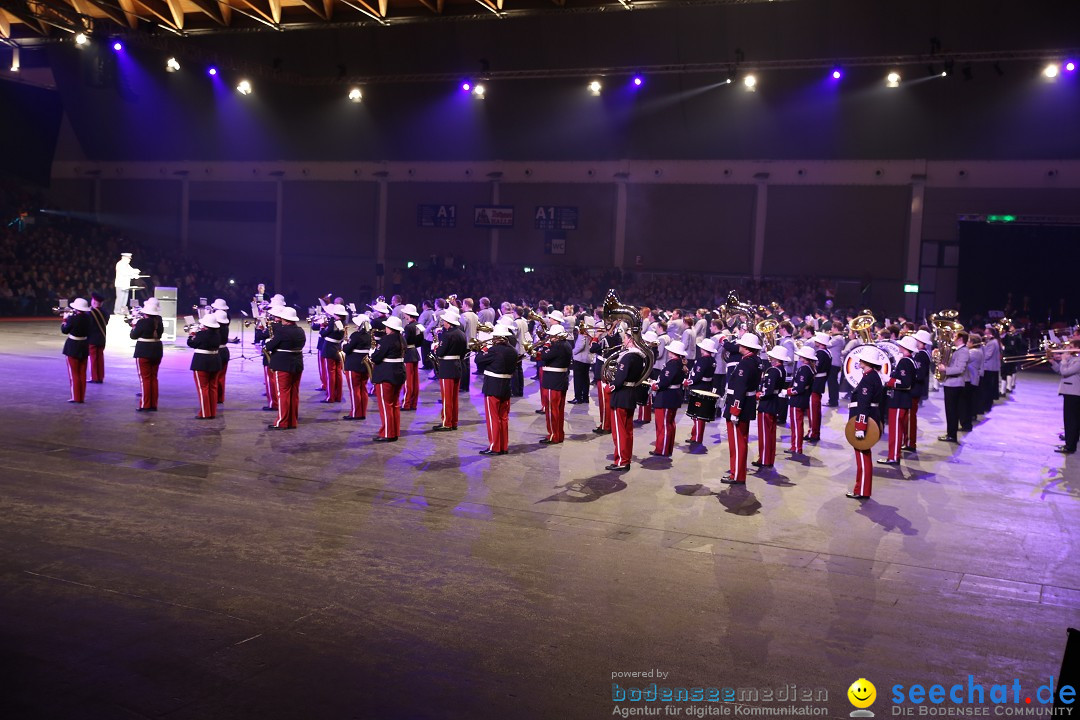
left=472, top=83, right=485, bottom=98
left=237, top=79, right=252, bottom=95
left=632, top=75, right=643, bottom=87
left=831, top=69, right=842, bottom=80
left=887, top=71, right=901, bottom=87
left=1066, top=61, right=1076, bottom=72
left=208, top=67, right=218, bottom=76
left=588, top=80, right=602, bottom=96
left=743, top=74, right=756, bottom=91
left=166, top=57, right=180, bottom=72
left=112, top=41, right=123, bottom=52
left=74, top=33, right=88, bottom=46
left=1043, top=63, right=1060, bottom=78
left=461, top=81, right=471, bottom=92
left=348, top=87, right=362, bottom=102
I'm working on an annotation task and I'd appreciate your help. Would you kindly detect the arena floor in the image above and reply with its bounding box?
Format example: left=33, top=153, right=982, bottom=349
left=0, top=321, right=1076, bottom=719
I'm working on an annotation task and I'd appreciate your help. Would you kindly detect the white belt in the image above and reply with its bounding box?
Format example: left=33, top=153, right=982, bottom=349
left=542, top=366, right=569, bottom=372
left=275, top=348, right=301, bottom=353
left=698, top=375, right=714, bottom=381
left=380, top=358, right=404, bottom=363
left=441, top=355, right=462, bottom=360
left=193, top=349, right=217, bottom=355
left=136, top=338, right=162, bottom=343
left=352, top=349, right=371, bottom=354
left=484, top=370, right=512, bottom=379
left=323, top=339, right=341, bottom=344
left=406, top=345, right=418, bottom=349
left=621, top=381, right=639, bottom=387
left=814, top=373, right=827, bottom=378
left=67, top=335, right=87, bottom=341
left=726, top=389, right=753, bottom=396
left=849, top=402, right=880, bottom=408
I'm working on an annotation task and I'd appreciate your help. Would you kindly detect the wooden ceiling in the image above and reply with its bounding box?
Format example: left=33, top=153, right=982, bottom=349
left=0, top=0, right=778, bottom=38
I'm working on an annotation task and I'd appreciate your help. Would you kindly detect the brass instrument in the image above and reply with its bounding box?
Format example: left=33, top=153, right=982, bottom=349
left=125, top=306, right=146, bottom=327
left=849, top=313, right=876, bottom=346
left=51, top=305, right=76, bottom=320
left=600, top=289, right=655, bottom=385
left=718, top=291, right=759, bottom=331
left=929, top=310, right=964, bottom=381
left=754, top=318, right=779, bottom=351
left=1002, top=340, right=1080, bottom=370
left=468, top=337, right=496, bottom=353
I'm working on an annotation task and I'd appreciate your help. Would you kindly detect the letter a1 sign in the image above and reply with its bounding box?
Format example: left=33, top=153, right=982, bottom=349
left=535, top=206, right=578, bottom=231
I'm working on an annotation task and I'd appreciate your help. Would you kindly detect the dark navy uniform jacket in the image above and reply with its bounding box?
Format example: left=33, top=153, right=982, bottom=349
left=539, top=339, right=573, bottom=392
left=723, top=353, right=762, bottom=422
left=590, top=334, right=622, bottom=384
left=788, top=364, right=815, bottom=410
left=812, top=348, right=832, bottom=393
left=217, top=313, right=231, bottom=364
left=911, top=348, right=931, bottom=400
left=130, top=316, right=164, bottom=360
left=476, top=342, right=518, bottom=400
left=403, top=321, right=424, bottom=364
left=435, top=327, right=468, bottom=380
left=757, top=365, right=786, bottom=416
left=265, top=324, right=306, bottom=373
left=886, top=356, right=916, bottom=410
left=342, top=328, right=373, bottom=373
left=88, top=307, right=109, bottom=347
left=610, top=349, right=646, bottom=410
left=61, top=313, right=91, bottom=359
left=850, top=370, right=885, bottom=430
left=652, top=357, right=686, bottom=410
left=371, top=331, right=407, bottom=386
left=188, top=328, right=222, bottom=372
left=688, top=354, right=715, bottom=392
left=319, top=318, right=346, bottom=360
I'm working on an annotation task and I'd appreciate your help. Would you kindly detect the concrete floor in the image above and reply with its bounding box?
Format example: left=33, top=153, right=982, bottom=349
left=0, top=321, right=1076, bottom=719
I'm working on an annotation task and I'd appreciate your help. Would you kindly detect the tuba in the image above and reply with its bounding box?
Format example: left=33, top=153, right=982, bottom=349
left=929, top=310, right=964, bottom=381
left=600, top=289, right=654, bottom=385
left=754, top=318, right=779, bottom=351
left=849, top=313, right=876, bottom=346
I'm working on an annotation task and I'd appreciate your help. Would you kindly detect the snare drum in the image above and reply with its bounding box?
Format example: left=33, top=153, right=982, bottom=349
left=687, top=389, right=720, bottom=421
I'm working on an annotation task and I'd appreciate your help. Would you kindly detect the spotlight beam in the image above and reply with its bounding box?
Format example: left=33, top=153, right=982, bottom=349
left=472, top=0, right=503, bottom=17
left=337, top=0, right=390, bottom=26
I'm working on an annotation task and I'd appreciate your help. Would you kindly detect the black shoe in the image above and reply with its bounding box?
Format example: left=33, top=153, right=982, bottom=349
left=751, top=460, right=763, bottom=467
left=535, top=409, right=546, bottom=414
left=605, top=464, right=630, bottom=472
left=343, top=415, right=363, bottom=421
left=938, top=435, right=959, bottom=443
left=720, top=477, right=745, bottom=485
left=316, top=387, right=326, bottom=392
left=266, top=424, right=285, bottom=430
left=804, top=435, right=820, bottom=442
left=539, top=438, right=562, bottom=445
left=432, top=425, right=453, bottom=432
left=136, top=407, right=147, bottom=412
left=845, top=492, right=869, bottom=500
left=318, top=399, right=332, bottom=404
left=877, top=459, right=900, bottom=465
left=567, top=399, right=580, bottom=404
left=262, top=406, right=277, bottom=411
left=901, top=445, right=917, bottom=452
left=592, top=427, right=610, bottom=435
left=479, top=449, right=498, bottom=456
left=756, top=464, right=773, bottom=469
left=1055, top=446, right=1076, bottom=454
left=1060, top=433, right=1066, bottom=441
left=373, top=436, right=396, bottom=442
left=149, top=407, right=157, bottom=412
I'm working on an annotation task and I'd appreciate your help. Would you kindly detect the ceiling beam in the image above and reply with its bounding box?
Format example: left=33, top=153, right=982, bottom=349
left=295, top=0, right=329, bottom=20
left=186, top=0, right=227, bottom=25
left=267, top=0, right=279, bottom=23
left=416, top=0, right=442, bottom=12
left=131, top=0, right=180, bottom=29
left=115, top=0, right=141, bottom=27
left=76, top=0, right=130, bottom=26
left=2, top=2, right=48, bottom=34
left=338, top=0, right=384, bottom=23
left=159, top=0, right=184, bottom=27
left=233, top=0, right=275, bottom=27
left=0, top=9, right=11, bottom=37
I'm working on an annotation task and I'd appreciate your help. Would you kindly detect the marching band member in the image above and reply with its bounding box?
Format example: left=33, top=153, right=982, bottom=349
left=60, top=298, right=92, bottom=403
left=776, top=321, right=797, bottom=425
left=963, top=334, right=984, bottom=431
left=878, top=335, right=919, bottom=465
left=785, top=346, right=818, bottom=455
left=686, top=337, right=717, bottom=444
left=432, top=309, right=467, bottom=431
left=131, top=297, right=164, bottom=411
left=212, top=306, right=231, bottom=404
left=401, top=304, right=424, bottom=411
left=607, top=335, right=646, bottom=472
left=265, top=306, right=305, bottom=429
left=827, top=330, right=845, bottom=407
left=87, top=292, right=109, bottom=383
left=636, top=330, right=660, bottom=424
left=650, top=339, right=687, bottom=457
left=188, top=313, right=222, bottom=419
left=1050, top=334, right=1080, bottom=454
left=938, top=330, right=970, bottom=444
left=753, top=345, right=791, bottom=469
left=476, top=326, right=518, bottom=455
left=371, top=316, right=406, bottom=442
left=807, top=331, right=832, bottom=442
left=904, top=329, right=934, bottom=451
left=419, top=300, right=436, bottom=374
left=538, top=325, right=573, bottom=445
left=368, top=299, right=391, bottom=335
left=319, top=304, right=347, bottom=404
left=1001, top=322, right=1024, bottom=394
left=570, top=317, right=595, bottom=405
left=512, top=308, right=530, bottom=397
left=258, top=295, right=285, bottom=411
left=981, top=326, right=1002, bottom=414
left=847, top=358, right=886, bottom=500
left=342, top=313, right=373, bottom=421
left=591, top=326, right=622, bottom=435
left=721, top=333, right=763, bottom=485
left=459, top=298, right=479, bottom=393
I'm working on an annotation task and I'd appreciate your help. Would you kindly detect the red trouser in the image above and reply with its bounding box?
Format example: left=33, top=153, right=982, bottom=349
left=809, top=392, right=823, bottom=436
left=216, top=361, right=228, bottom=403
left=66, top=356, right=87, bottom=402
left=88, top=344, right=105, bottom=382
left=346, top=370, right=370, bottom=418
left=886, top=407, right=909, bottom=461
left=757, top=411, right=778, bottom=465
left=596, top=381, right=612, bottom=430
left=690, top=417, right=707, bottom=443
left=375, top=382, right=401, bottom=438
left=317, top=352, right=327, bottom=388
left=853, top=448, right=873, bottom=496
left=194, top=370, right=219, bottom=418
left=636, top=399, right=653, bottom=423
left=653, top=407, right=677, bottom=455
left=545, top=388, right=566, bottom=442
left=438, top=378, right=460, bottom=427
left=726, top=418, right=750, bottom=482
left=402, top=362, right=420, bottom=409
left=611, top=406, right=635, bottom=467
left=136, top=358, right=159, bottom=409
left=537, top=367, right=547, bottom=410
left=788, top=407, right=807, bottom=452
left=263, top=365, right=278, bottom=408
left=484, top=395, right=510, bottom=452
left=905, top=397, right=920, bottom=449
left=323, top=356, right=343, bottom=402
left=272, top=370, right=301, bottom=428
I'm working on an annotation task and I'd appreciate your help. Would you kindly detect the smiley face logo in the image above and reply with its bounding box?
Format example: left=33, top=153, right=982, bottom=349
left=848, top=678, right=876, bottom=709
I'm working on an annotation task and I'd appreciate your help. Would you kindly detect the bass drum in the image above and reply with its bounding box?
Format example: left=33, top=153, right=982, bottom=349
left=842, top=343, right=892, bottom=389
left=876, top=340, right=903, bottom=368
left=687, top=389, right=720, bottom=421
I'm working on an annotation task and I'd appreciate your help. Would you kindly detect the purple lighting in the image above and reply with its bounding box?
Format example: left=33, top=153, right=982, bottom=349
left=1067, top=61, right=1077, bottom=72
left=112, top=41, right=123, bottom=52
left=208, top=67, right=218, bottom=76
left=461, top=82, right=471, bottom=92
left=632, top=76, right=643, bottom=87
left=831, top=69, right=842, bottom=80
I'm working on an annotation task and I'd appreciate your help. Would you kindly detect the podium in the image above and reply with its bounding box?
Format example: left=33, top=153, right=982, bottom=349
left=155, top=286, right=178, bottom=343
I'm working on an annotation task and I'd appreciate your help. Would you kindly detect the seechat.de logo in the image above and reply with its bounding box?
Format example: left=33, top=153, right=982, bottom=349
left=849, top=678, right=877, bottom=717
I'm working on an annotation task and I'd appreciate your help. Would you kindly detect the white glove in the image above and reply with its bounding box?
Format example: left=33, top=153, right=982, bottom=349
left=854, top=430, right=865, bottom=440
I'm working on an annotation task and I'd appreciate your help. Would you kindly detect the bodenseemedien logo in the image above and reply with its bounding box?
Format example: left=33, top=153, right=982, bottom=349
left=848, top=678, right=877, bottom=717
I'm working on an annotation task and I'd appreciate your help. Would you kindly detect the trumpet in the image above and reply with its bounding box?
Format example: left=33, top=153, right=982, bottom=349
left=125, top=307, right=146, bottom=327
left=51, top=305, right=75, bottom=319
left=183, top=322, right=202, bottom=334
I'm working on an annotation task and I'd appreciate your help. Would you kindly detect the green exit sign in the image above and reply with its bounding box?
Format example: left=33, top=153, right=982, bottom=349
left=986, top=215, right=1016, bottom=223
left=903, top=284, right=920, bottom=293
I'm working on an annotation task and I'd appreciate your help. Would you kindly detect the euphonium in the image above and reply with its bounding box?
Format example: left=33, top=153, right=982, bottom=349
left=849, top=313, right=876, bottom=346
left=754, top=318, right=779, bottom=351
left=929, top=310, right=963, bottom=381
left=600, top=289, right=654, bottom=385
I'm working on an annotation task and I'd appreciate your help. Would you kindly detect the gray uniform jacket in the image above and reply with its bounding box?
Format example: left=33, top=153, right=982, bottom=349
left=1051, top=354, right=1080, bottom=397
left=942, top=345, right=969, bottom=388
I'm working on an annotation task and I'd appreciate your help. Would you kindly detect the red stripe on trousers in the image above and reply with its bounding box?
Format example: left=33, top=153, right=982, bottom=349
left=273, top=370, right=301, bottom=428
left=376, top=382, right=401, bottom=438
left=67, top=356, right=87, bottom=402
left=726, top=419, right=749, bottom=481
left=636, top=400, right=652, bottom=423
left=137, top=358, right=159, bottom=409
left=887, top=407, right=908, bottom=461
left=403, top=362, right=419, bottom=409
left=346, top=370, right=369, bottom=418
left=324, top=357, right=342, bottom=402
left=611, top=406, right=634, bottom=466
left=485, top=394, right=509, bottom=452
left=810, top=392, right=823, bottom=436
left=546, top=389, right=566, bottom=442
left=757, top=412, right=777, bottom=465
left=88, top=344, right=105, bottom=382
left=653, top=407, right=675, bottom=455
left=789, top=407, right=806, bottom=452
left=440, top=378, right=459, bottom=427
left=853, top=449, right=873, bottom=496
left=194, top=370, right=218, bottom=417
left=264, top=366, right=278, bottom=407
left=596, top=382, right=611, bottom=430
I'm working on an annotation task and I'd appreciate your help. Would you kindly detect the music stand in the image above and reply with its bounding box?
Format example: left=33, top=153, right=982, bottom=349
left=234, top=310, right=259, bottom=364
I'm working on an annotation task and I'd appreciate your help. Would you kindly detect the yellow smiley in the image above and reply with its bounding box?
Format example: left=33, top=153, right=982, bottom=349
left=848, top=678, right=877, bottom=708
